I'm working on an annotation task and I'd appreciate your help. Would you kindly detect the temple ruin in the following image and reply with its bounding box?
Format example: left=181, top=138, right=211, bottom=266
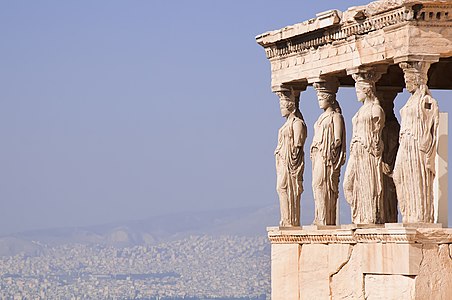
left=256, top=0, right=452, bottom=299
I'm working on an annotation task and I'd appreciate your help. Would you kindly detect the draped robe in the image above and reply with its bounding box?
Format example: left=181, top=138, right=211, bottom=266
left=311, top=110, right=346, bottom=225
left=393, top=87, right=439, bottom=223
left=343, top=102, right=385, bottom=224
left=275, top=112, right=307, bottom=226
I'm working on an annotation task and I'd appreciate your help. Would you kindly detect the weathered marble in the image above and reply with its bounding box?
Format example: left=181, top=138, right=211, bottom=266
left=258, top=1, right=451, bottom=226
left=275, top=88, right=307, bottom=227
left=271, top=243, right=301, bottom=300
left=361, top=243, right=422, bottom=275
left=299, top=244, right=329, bottom=299
left=257, top=0, right=452, bottom=299
left=414, top=243, right=452, bottom=299
left=330, top=243, right=364, bottom=300
left=256, top=1, right=452, bottom=91
left=343, top=68, right=385, bottom=224
left=268, top=226, right=452, bottom=300
left=365, top=275, right=415, bottom=300
left=393, top=61, right=439, bottom=223
left=311, top=78, right=346, bottom=225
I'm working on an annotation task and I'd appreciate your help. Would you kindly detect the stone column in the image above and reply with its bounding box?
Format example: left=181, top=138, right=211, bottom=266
left=310, top=77, right=346, bottom=226
left=344, top=66, right=386, bottom=224
left=377, top=87, right=402, bottom=223
left=393, top=58, right=440, bottom=223
left=273, top=85, right=307, bottom=227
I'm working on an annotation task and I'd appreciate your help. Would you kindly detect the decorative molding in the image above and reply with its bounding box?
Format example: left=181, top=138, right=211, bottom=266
left=268, top=227, right=452, bottom=244
left=414, top=4, right=452, bottom=22
left=269, top=234, right=356, bottom=244
left=264, top=7, right=408, bottom=59
left=263, top=4, right=452, bottom=60
left=353, top=232, right=416, bottom=243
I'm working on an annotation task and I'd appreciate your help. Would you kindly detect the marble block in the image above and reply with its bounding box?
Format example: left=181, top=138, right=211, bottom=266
left=269, top=226, right=452, bottom=300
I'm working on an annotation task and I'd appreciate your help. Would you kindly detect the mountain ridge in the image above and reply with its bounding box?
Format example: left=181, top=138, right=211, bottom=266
left=0, top=204, right=283, bottom=256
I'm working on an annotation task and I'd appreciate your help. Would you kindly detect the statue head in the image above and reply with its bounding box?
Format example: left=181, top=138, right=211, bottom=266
left=279, top=99, right=296, bottom=117
left=355, top=81, right=375, bottom=103
left=352, top=69, right=381, bottom=104
left=313, top=79, right=339, bottom=111
left=276, top=88, right=300, bottom=117
left=317, top=91, right=336, bottom=110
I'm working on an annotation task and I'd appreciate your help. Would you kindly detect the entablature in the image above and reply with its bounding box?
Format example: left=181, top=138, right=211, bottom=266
left=257, top=0, right=452, bottom=91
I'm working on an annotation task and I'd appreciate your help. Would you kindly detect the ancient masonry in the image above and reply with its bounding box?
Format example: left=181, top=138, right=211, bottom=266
left=256, top=0, right=452, bottom=299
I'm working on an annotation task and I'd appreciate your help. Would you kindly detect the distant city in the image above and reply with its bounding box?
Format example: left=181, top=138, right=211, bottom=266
left=0, top=236, right=269, bottom=299
left=0, top=206, right=275, bottom=299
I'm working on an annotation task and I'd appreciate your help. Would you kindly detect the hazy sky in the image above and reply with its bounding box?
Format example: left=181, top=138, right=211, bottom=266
left=1, top=0, right=450, bottom=235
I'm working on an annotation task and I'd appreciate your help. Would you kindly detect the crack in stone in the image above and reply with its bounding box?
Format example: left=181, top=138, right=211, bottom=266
left=448, top=243, right=452, bottom=261
left=328, top=244, right=354, bottom=299
left=419, top=244, right=425, bottom=272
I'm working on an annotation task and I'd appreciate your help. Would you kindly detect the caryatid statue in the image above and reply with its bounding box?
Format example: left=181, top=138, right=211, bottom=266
left=311, top=78, right=346, bottom=225
left=275, top=87, right=307, bottom=227
left=393, top=61, right=439, bottom=223
left=343, top=68, right=386, bottom=224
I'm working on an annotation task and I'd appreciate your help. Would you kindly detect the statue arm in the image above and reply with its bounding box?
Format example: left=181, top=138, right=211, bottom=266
left=332, top=113, right=343, bottom=149
left=327, top=113, right=344, bottom=166
left=425, top=96, right=439, bottom=154
left=293, top=119, right=307, bottom=148
left=424, top=96, right=440, bottom=172
left=371, top=105, right=385, bottom=157
left=290, top=119, right=306, bottom=165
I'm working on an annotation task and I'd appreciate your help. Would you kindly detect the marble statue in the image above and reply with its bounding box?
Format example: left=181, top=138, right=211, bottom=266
left=275, top=89, right=307, bottom=227
left=343, top=71, right=385, bottom=224
left=311, top=81, right=346, bottom=225
left=393, top=62, right=439, bottom=223
left=256, top=1, right=452, bottom=298
left=379, top=89, right=401, bottom=223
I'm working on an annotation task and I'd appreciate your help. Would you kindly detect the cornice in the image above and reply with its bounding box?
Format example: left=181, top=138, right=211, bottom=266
left=258, top=3, right=452, bottom=60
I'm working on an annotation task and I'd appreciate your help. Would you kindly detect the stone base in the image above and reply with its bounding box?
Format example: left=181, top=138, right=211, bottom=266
left=268, top=226, right=452, bottom=300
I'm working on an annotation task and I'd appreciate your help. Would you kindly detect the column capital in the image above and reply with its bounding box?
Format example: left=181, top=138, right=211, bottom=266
left=307, top=75, right=338, bottom=84
left=310, top=76, right=340, bottom=95
left=398, top=60, right=432, bottom=72
left=347, top=65, right=388, bottom=87
left=346, top=64, right=388, bottom=77
left=271, top=82, right=307, bottom=94
left=396, top=56, right=438, bottom=89
left=273, top=83, right=307, bottom=104
left=398, top=60, right=432, bottom=90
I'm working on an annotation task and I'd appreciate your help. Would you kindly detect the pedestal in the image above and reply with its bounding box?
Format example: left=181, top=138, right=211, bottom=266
left=269, top=225, right=452, bottom=300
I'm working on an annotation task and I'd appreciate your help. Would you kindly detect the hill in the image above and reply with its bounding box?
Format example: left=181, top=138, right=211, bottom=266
left=0, top=204, right=282, bottom=255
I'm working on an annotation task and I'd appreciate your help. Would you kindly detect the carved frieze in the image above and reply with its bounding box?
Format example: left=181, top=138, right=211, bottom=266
left=261, top=7, right=410, bottom=60
left=268, top=227, right=452, bottom=244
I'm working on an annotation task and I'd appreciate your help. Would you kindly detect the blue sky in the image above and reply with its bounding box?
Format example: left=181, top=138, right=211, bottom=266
left=0, top=0, right=450, bottom=234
